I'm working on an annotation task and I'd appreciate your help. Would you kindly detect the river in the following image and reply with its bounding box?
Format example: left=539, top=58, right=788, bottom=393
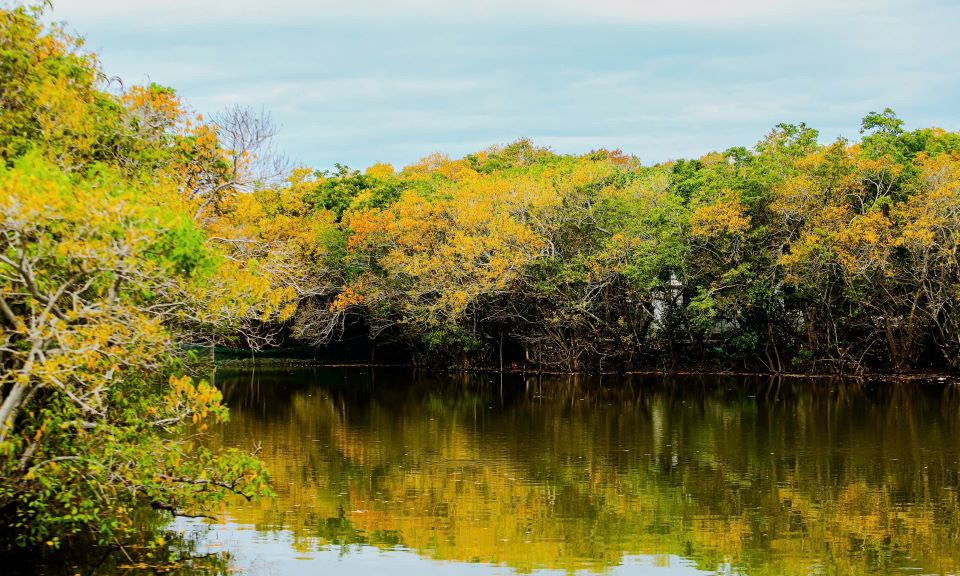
left=169, top=367, right=960, bottom=575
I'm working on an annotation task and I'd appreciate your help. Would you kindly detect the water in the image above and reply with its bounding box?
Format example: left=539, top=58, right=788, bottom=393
left=176, top=367, right=960, bottom=575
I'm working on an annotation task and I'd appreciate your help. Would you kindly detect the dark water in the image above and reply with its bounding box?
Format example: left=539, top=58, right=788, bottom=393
left=178, top=367, right=960, bottom=575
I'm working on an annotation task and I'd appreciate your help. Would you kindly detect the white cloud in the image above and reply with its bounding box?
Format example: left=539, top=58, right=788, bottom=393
left=39, top=0, right=960, bottom=170
left=51, top=0, right=895, bottom=26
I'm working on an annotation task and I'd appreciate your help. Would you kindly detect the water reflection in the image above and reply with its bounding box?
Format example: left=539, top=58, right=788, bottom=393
left=205, top=368, right=960, bottom=575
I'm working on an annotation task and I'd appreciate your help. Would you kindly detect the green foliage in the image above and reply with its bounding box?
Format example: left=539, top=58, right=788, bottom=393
left=309, top=164, right=403, bottom=220
left=153, top=217, right=216, bottom=278
left=466, top=138, right=554, bottom=173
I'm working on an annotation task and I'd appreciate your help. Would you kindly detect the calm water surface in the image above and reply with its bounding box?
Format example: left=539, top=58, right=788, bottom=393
left=179, top=367, right=960, bottom=575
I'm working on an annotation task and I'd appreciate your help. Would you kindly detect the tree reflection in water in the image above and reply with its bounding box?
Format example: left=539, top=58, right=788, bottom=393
left=208, top=368, right=960, bottom=575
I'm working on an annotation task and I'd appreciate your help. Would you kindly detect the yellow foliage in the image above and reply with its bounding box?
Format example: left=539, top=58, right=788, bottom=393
left=329, top=287, right=365, bottom=313
left=365, top=162, right=395, bottom=178
left=690, top=191, right=750, bottom=238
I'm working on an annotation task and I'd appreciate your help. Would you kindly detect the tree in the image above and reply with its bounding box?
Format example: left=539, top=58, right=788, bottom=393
left=0, top=6, right=271, bottom=554
left=0, top=156, right=269, bottom=549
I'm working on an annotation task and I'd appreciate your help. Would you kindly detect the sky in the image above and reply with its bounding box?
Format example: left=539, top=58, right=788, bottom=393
left=46, top=0, right=960, bottom=171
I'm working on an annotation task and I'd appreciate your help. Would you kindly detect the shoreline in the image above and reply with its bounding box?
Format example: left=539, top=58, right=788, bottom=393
left=207, top=357, right=960, bottom=383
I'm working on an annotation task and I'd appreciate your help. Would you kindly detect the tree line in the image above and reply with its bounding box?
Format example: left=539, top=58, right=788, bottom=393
left=239, top=118, right=960, bottom=374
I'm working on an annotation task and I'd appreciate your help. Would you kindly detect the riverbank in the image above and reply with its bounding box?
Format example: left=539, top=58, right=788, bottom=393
left=205, top=356, right=960, bottom=383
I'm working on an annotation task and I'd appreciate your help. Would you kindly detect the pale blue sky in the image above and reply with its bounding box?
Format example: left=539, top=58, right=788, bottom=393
left=49, top=0, right=960, bottom=171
